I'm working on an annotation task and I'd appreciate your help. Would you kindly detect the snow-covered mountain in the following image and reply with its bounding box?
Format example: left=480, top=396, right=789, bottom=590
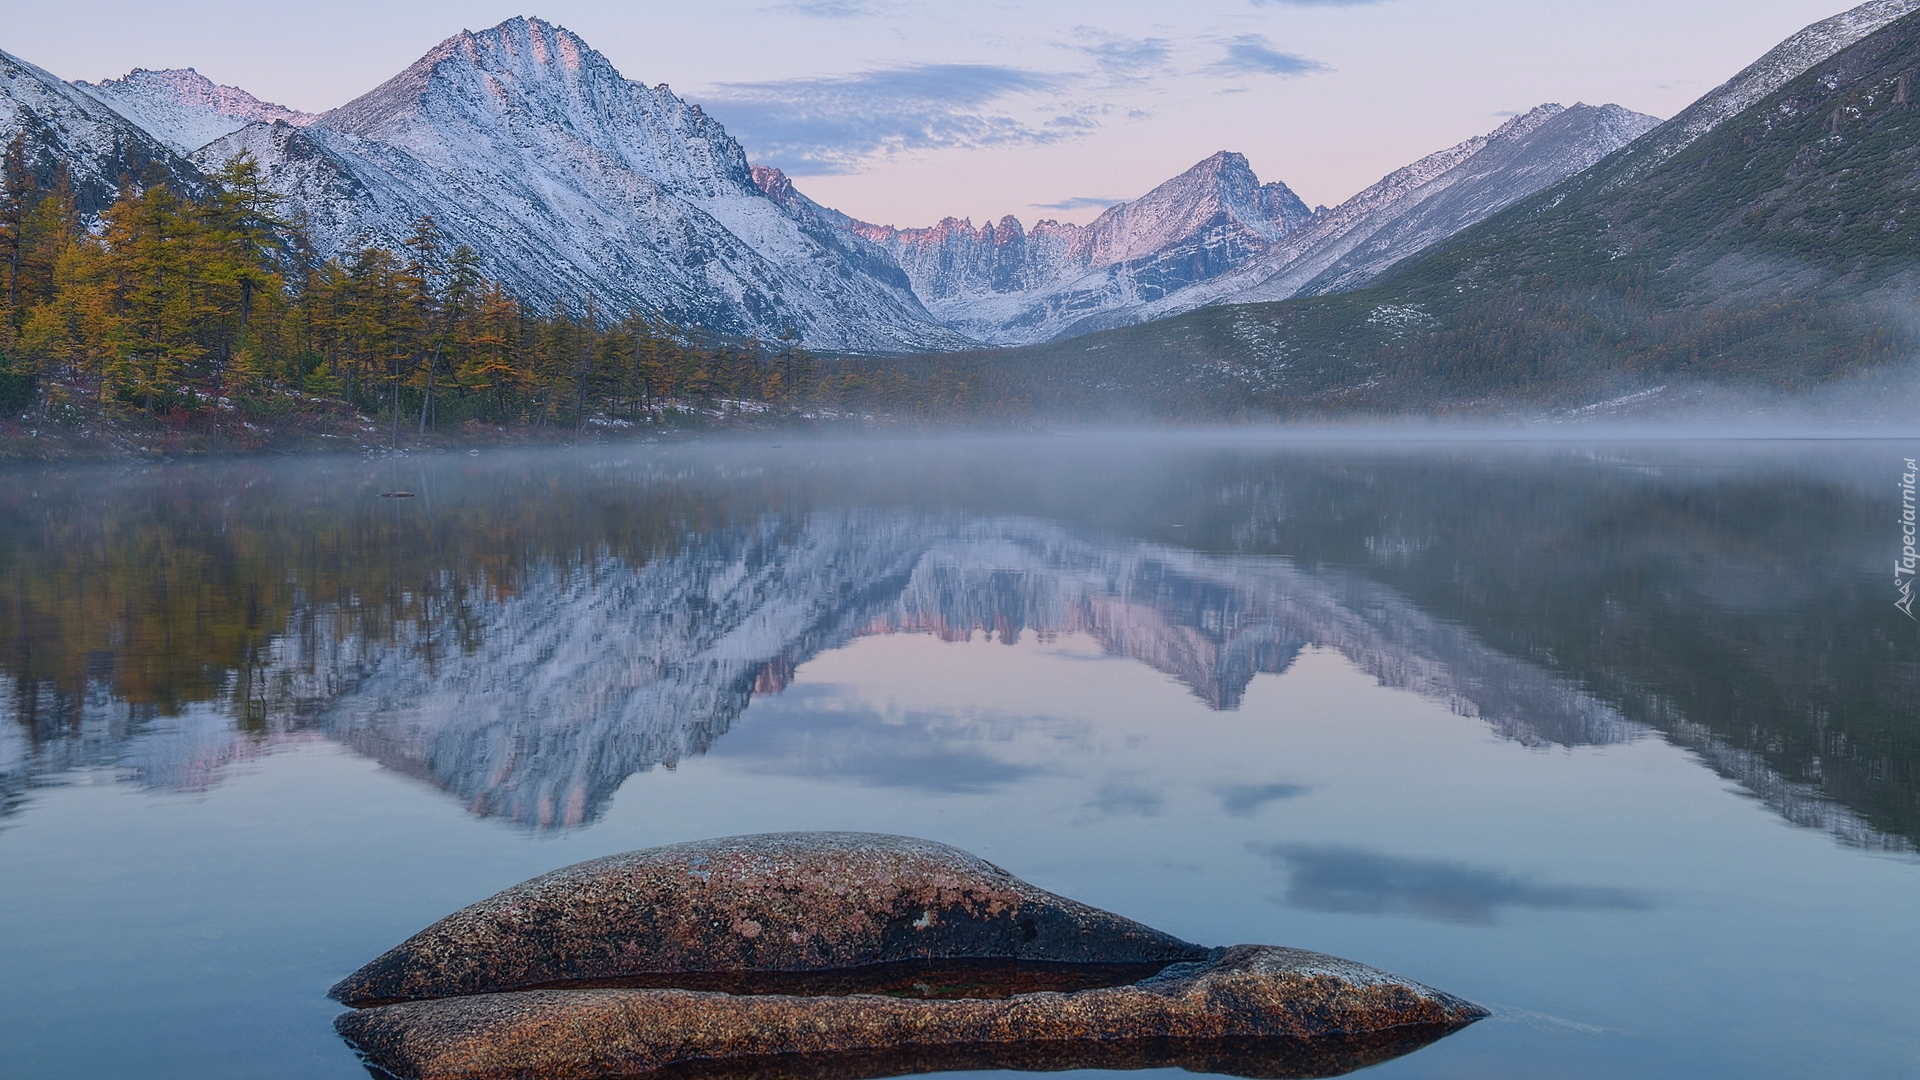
left=1071, top=0, right=1917, bottom=333
left=169, top=18, right=970, bottom=353
left=812, top=152, right=1314, bottom=346
left=812, top=105, right=1654, bottom=345
left=75, top=68, right=316, bottom=157
left=13, top=2, right=1908, bottom=352
left=1059, top=103, right=1660, bottom=335
left=0, top=47, right=202, bottom=214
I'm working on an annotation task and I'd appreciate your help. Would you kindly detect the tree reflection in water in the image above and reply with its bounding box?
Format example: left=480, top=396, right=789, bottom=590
left=1, top=439, right=1913, bottom=848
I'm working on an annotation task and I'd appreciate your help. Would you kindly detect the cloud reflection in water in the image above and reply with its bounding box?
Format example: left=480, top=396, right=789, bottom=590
left=1257, top=843, right=1654, bottom=924
left=1218, top=782, right=1311, bottom=817
left=712, top=686, right=1050, bottom=794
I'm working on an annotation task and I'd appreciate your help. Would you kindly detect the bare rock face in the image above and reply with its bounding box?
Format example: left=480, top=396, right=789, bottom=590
left=330, top=833, right=1210, bottom=1008
left=331, top=833, right=1487, bottom=1080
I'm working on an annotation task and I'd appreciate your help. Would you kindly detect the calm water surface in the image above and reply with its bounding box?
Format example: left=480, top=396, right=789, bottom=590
left=2, top=435, right=1917, bottom=1079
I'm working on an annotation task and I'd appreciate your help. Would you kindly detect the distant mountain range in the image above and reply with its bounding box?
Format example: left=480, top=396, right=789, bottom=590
left=821, top=151, right=1317, bottom=346
left=1, top=1, right=1913, bottom=365
left=950, top=0, right=1920, bottom=415
left=830, top=104, right=1660, bottom=346
left=0, top=14, right=1667, bottom=351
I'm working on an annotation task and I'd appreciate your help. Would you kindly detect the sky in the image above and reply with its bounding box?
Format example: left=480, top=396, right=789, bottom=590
left=4, top=0, right=1868, bottom=227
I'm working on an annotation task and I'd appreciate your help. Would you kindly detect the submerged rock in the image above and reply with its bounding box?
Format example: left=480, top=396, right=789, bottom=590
left=332, top=833, right=1487, bottom=1080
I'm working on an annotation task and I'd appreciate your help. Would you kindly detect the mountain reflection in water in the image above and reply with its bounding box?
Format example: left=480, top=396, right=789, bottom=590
left=1, top=439, right=1914, bottom=849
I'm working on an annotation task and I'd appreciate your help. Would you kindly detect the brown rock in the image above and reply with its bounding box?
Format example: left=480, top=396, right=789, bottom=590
left=330, top=833, right=1210, bottom=1008
left=336, top=945, right=1487, bottom=1080
left=331, top=833, right=1488, bottom=1079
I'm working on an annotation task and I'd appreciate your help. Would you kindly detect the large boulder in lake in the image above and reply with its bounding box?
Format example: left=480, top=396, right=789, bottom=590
left=331, top=832, right=1211, bottom=1007
left=331, top=832, right=1487, bottom=1080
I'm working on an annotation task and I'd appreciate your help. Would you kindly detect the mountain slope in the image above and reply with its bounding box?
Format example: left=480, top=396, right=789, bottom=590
left=940, top=4, right=1920, bottom=413
left=0, top=48, right=203, bottom=213
left=1617, top=0, right=1920, bottom=172
left=832, top=152, right=1314, bottom=346
left=75, top=68, right=317, bottom=156
left=188, top=18, right=969, bottom=353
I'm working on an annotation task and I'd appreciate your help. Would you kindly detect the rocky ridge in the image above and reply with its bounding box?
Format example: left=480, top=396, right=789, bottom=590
left=816, top=104, right=1655, bottom=345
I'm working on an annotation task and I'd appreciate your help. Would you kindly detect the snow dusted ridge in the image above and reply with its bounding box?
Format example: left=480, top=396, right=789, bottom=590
left=0, top=48, right=203, bottom=214
left=76, top=68, right=317, bottom=157
left=807, top=152, right=1315, bottom=347
left=1616, top=0, right=1920, bottom=174
left=1068, top=103, right=1660, bottom=333
left=799, top=104, right=1652, bottom=345
left=180, top=18, right=969, bottom=353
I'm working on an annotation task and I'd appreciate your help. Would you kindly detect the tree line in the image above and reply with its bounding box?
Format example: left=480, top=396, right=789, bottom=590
left=0, top=138, right=941, bottom=435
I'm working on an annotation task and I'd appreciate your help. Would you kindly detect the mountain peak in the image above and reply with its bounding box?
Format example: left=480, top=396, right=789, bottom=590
left=1082, top=149, right=1309, bottom=266
left=322, top=16, right=610, bottom=140
left=184, top=15, right=966, bottom=351
left=77, top=66, right=315, bottom=156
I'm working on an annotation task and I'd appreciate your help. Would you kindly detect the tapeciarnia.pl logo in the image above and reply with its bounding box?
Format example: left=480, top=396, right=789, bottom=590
left=1900, top=457, right=1918, bottom=620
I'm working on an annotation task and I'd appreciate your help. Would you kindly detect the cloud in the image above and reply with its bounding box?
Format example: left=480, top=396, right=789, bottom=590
left=700, top=64, right=1073, bottom=175
left=1032, top=196, right=1125, bottom=211
left=1208, top=35, right=1331, bottom=77
left=1255, top=844, right=1653, bottom=924
left=1068, top=28, right=1174, bottom=82
left=776, top=0, right=880, bottom=16
left=1217, top=781, right=1310, bottom=816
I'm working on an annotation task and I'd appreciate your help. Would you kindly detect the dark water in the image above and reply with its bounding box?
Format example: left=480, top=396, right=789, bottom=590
left=2, top=435, right=1916, bottom=1080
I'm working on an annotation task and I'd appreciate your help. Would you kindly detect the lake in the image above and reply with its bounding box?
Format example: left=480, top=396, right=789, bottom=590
left=2, top=434, right=1916, bottom=1080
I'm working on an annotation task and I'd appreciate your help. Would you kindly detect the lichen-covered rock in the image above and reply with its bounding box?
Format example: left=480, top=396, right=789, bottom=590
left=330, top=832, right=1210, bottom=1008
left=336, top=945, right=1488, bottom=1080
